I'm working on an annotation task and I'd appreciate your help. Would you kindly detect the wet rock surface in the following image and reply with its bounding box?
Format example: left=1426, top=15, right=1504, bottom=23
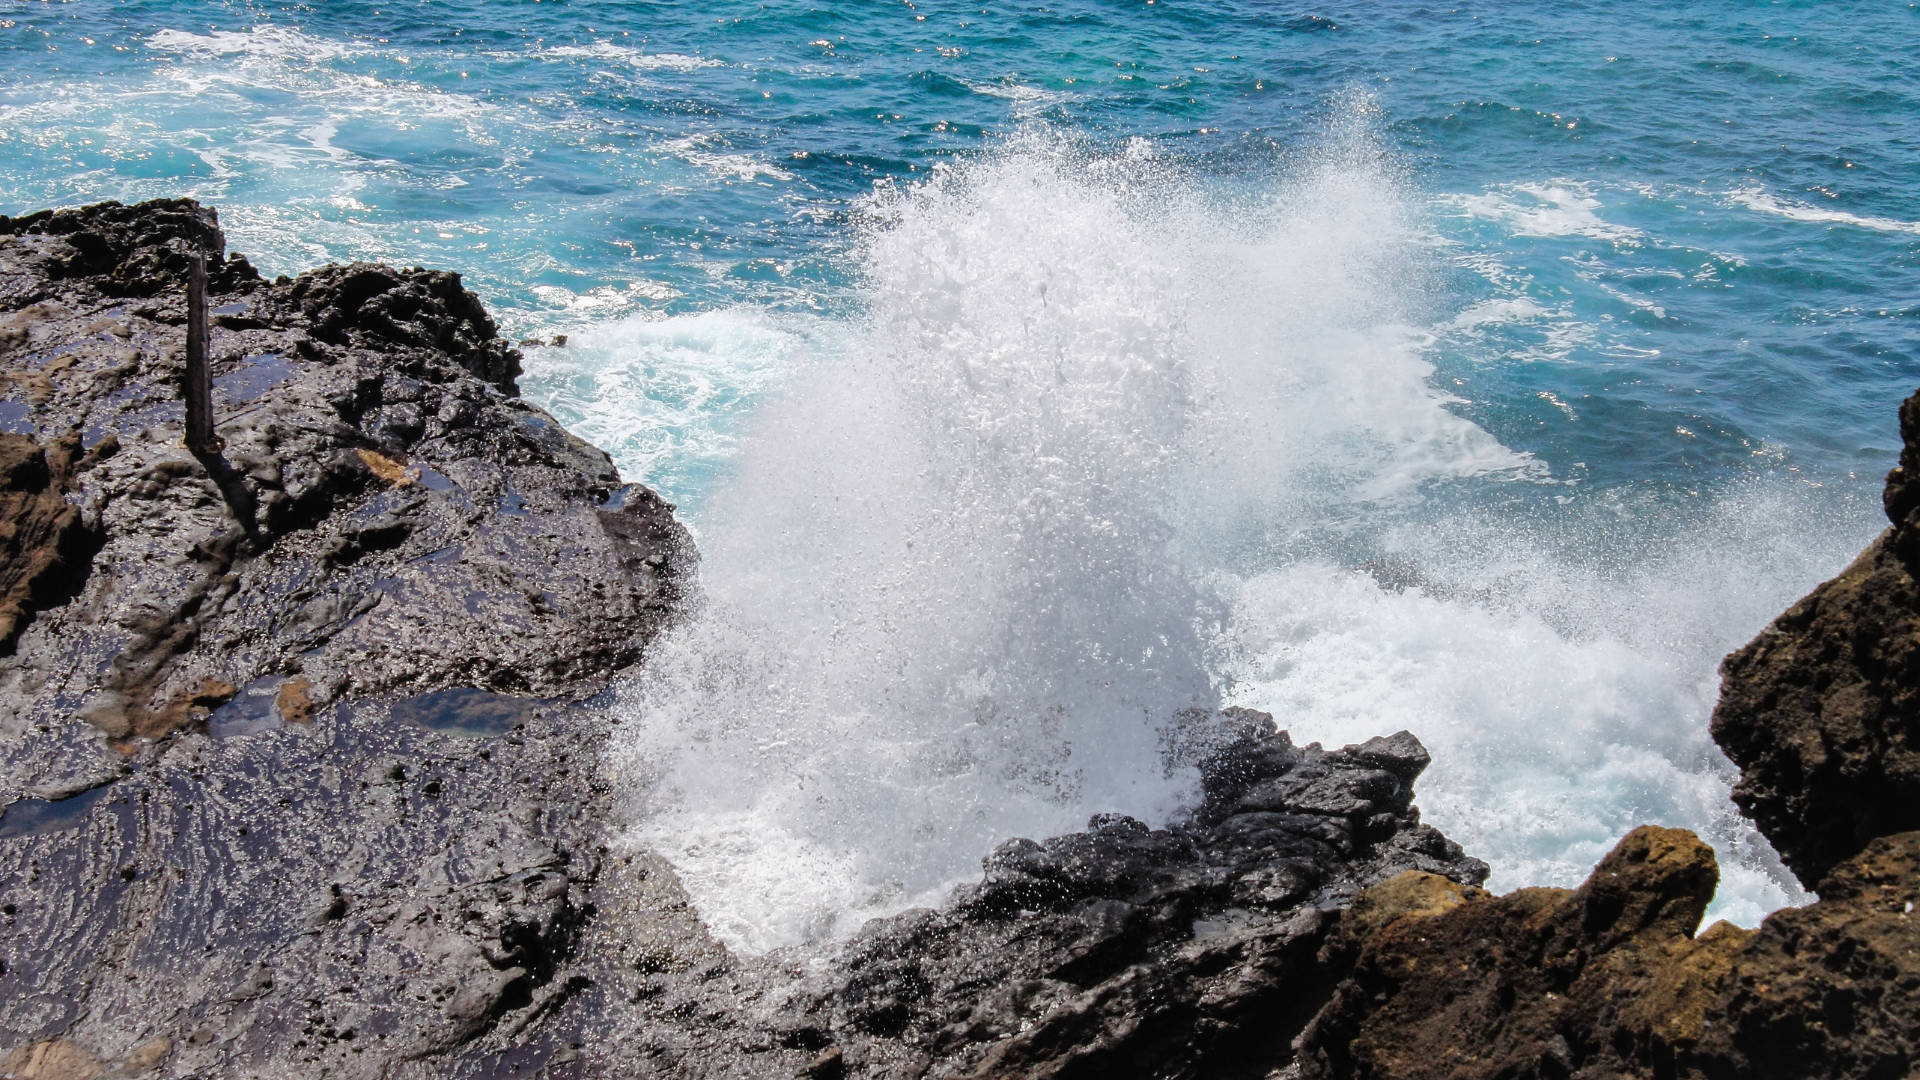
left=1296, top=826, right=1723, bottom=1080
left=1298, top=828, right=1920, bottom=1080
left=794, top=717, right=1484, bottom=1080
left=1296, top=387, right=1920, bottom=1080
left=0, top=198, right=688, bottom=793
left=0, top=431, right=102, bottom=656
left=0, top=198, right=689, bottom=1074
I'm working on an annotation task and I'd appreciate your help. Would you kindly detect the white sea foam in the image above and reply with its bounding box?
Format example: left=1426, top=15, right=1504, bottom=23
left=970, top=81, right=1051, bottom=101
left=657, top=134, right=794, bottom=181
left=1731, top=188, right=1920, bottom=235
left=1453, top=182, right=1642, bottom=242
left=543, top=41, right=723, bottom=71
left=1218, top=481, right=1873, bottom=928
left=147, top=26, right=357, bottom=61
left=968, top=79, right=1065, bottom=119
left=520, top=308, right=802, bottom=506
left=1449, top=296, right=1555, bottom=329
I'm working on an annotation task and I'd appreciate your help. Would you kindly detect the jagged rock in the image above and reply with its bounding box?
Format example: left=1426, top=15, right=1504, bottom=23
left=0, top=198, right=689, bottom=1072
left=1710, top=385, right=1920, bottom=888
left=0, top=431, right=103, bottom=654
left=1300, top=827, right=1920, bottom=1080
left=1296, top=826, right=1720, bottom=1080
left=0, top=197, right=252, bottom=298
left=745, top=717, right=1488, bottom=1080
left=0, top=197, right=690, bottom=781
left=284, top=263, right=521, bottom=394
left=1682, top=830, right=1920, bottom=1078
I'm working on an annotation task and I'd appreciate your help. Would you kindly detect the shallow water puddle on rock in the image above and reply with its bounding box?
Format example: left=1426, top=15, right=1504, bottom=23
left=390, top=688, right=537, bottom=737
left=413, top=464, right=456, bottom=491
left=0, top=784, right=113, bottom=840
left=214, top=353, right=294, bottom=405
left=0, top=398, right=35, bottom=433
left=1191, top=907, right=1262, bottom=943
left=208, top=676, right=290, bottom=738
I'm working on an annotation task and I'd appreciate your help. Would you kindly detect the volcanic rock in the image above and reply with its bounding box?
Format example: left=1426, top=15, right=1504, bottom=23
left=1299, top=827, right=1920, bottom=1080
left=0, top=198, right=689, bottom=784
left=1296, top=826, right=1721, bottom=1080
left=0, top=430, right=102, bottom=655
left=1712, top=526, right=1920, bottom=884
left=0, top=198, right=689, bottom=1073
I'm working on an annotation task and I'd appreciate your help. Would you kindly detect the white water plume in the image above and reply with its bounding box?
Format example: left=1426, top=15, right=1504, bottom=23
left=607, top=131, right=1867, bottom=953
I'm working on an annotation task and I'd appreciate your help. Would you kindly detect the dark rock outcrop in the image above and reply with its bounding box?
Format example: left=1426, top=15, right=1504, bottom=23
left=1299, top=827, right=1920, bottom=1080
left=0, top=198, right=690, bottom=1073
left=1296, top=826, right=1723, bottom=1080
left=800, top=718, right=1486, bottom=1080
left=0, top=197, right=686, bottom=784
left=1711, top=404, right=1920, bottom=887
left=284, top=263, right=522, bottom=394
left=0, top=430, right=103, bottom=654
left=0, top=197, right=250, bottom=300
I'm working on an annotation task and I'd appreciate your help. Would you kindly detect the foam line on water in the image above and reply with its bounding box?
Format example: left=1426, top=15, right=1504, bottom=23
left=1731, top=188, right=1920, bottom=235
left=518, top=308, right=806, bottom=508
left=1447, top=182, right=1643, bottom=242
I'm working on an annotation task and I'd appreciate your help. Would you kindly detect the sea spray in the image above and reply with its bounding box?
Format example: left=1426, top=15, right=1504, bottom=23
left=610, top=142, right=1231, bottom=952
left=1215, top=481, right=1876, bottom=928
left=607, top=134, right=1527, bottom=952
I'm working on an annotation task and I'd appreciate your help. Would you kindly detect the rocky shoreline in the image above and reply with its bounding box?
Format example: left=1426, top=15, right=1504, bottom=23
left=0, top=199, right=1914, bottom=1079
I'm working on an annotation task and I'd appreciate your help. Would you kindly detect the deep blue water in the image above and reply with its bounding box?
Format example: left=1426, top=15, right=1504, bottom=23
left=5, top=0, right=1916, bottom=494
left=5, top=0, right=1919, bottom=934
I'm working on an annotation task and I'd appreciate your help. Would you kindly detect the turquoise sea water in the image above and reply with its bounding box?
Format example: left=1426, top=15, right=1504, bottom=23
left=6, top=1, right=1919, bottom=942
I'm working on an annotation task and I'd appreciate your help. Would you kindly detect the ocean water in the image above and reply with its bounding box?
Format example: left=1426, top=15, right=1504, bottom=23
left=6, top=0, right=1918, bottom=950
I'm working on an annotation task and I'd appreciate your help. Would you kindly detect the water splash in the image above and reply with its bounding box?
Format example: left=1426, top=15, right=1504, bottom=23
left=611, top=139, right=1229, bottom=952
left=608, top=130, right=1582, bottom=953
left=607, top=121, right=1876, bottom=954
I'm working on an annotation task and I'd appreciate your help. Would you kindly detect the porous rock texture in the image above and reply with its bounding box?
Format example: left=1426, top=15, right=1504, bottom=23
left=1295, top=387, right=1920, bottom=1080
left=0, top=197, right=684, bottom=794
left=0, top=430, right=101, bottom=655
left=0, top=198, right=691, bottom=1076
left=1297, top=830, right=1920, bottom=1080
left=779, top=719, right=1489, bottom=1080
left=1709, top=387, right=1920, bottom=888
left=1296, top=827, right=1726, bottom=1080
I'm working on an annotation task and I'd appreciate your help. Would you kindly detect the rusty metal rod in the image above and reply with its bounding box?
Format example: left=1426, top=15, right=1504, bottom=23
left=184, top=251, right=213, bottom=453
